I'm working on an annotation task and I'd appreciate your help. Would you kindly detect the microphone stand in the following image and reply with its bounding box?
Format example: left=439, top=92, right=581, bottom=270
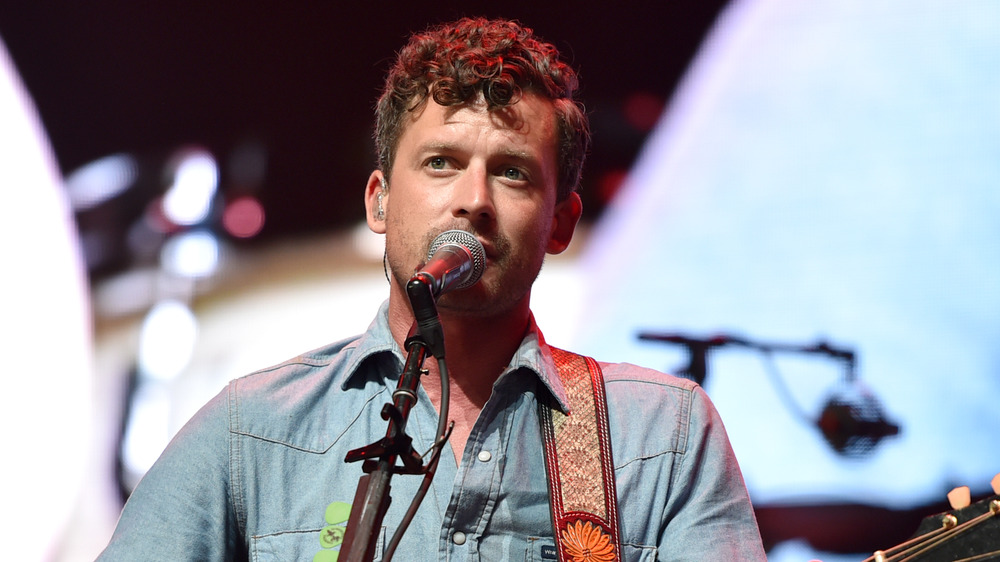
left=340, top=279, right=452, bottom=561
left=637, top=332, right=857, bottom=384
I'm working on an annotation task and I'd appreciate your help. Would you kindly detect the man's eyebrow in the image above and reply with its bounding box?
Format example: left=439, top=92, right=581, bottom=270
left=412, top=141, right=459, bottom=155
left=496, top=149, right=537, bottom=162
left=415, top=142, right=540, bottom=163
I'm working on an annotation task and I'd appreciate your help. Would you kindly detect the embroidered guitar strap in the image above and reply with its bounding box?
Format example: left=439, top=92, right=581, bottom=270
left=540, top=347, right=622, bottom=562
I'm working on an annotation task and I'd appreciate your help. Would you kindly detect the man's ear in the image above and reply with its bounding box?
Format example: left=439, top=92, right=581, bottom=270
left=364, top=170, right=387, bottom=234
left=546, top=192, right=583, bottom=254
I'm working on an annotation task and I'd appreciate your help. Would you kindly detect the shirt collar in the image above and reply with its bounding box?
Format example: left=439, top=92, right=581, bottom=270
left=505, top=314, right=571, bottom=413
left=339, top=300, right=404, bottom=389
left=340, top=301, right=570, bottom=413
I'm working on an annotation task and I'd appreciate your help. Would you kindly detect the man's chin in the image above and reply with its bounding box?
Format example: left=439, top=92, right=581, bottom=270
left=435, top=289, right=491, bottom=315
left=434, top=285, right=526, bottom=319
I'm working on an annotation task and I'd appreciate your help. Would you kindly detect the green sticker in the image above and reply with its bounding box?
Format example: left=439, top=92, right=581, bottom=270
left=312, top=549, right=339, bottom=562
left=319, top=525, right=346, bottom=549
left=325, top=501, right=351, bottom=525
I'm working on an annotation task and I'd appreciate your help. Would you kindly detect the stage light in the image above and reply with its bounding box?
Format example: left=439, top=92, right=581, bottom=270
left=137, top=299, right=199, bottom=381
left=222, top=195, right=265, bottom=238
left=159, top=229, right=221, bottom=279
left=65, top=152, right=138, bottom=211
left=162, top=149, right=218, bottom=226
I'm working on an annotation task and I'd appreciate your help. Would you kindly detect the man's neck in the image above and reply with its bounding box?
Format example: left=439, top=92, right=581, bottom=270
left=385, top=289, right=531, bottom=463
left=387, top=293, right=530, bottom=389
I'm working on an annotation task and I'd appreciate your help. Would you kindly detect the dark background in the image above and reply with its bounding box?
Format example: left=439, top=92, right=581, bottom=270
left=0, top=2, right=726, bottom=277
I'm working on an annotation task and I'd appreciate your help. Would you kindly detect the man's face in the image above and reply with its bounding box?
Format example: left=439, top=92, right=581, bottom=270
left=369, top=93, right=581, bottom=318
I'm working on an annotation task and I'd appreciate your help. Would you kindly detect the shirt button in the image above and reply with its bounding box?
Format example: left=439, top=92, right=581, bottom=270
left=452, top=531, right=467, bottom=545
left=477, top=450, right=492, bottom=462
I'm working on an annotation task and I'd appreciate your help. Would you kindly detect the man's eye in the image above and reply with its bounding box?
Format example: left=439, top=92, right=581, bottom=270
left=428, top=157, right=447, bottom=170
left=503, top=167, right=524, bottom=181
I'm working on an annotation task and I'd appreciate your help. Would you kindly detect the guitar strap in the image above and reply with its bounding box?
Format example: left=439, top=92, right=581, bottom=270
left=540, top=347, right=622, bottom=562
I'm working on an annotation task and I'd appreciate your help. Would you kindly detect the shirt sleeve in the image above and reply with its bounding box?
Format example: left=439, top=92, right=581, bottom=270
left=658, top=383, right=767, bottom=561
left=97, top=385, right=246, bottom=561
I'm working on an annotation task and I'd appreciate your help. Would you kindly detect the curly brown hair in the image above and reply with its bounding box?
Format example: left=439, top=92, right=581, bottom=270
left=375, top=17, right=590, bottom=202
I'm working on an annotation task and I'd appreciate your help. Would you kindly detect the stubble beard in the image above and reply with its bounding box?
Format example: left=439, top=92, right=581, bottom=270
left=385, top=227, right=544, bottom=320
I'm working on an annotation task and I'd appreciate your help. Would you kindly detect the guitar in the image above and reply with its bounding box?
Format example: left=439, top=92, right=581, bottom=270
left=863, top=473, right=1000, bottom=562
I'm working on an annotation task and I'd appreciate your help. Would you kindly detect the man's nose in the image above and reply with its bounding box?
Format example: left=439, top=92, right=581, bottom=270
left=452, top=169, right=496, bottom=222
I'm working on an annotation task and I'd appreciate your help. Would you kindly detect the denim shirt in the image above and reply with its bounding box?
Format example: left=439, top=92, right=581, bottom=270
left=99, top=302, right=765, bottom=561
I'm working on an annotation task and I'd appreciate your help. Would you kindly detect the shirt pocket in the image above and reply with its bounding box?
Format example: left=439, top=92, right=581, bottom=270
left=526, top=537, right=657, bottom=562
left=526, top=536, right=558, bottom=562
left=251, top=527, right=385, bottom=561
left=622, top=542, right=658, bottom=561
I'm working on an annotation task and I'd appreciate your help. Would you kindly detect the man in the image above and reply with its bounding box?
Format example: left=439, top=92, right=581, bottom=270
left=99, top=17, right=765, bottom=561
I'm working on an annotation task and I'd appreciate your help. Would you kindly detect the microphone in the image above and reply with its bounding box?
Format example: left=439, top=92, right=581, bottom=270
left=411, top=230, right=486, bottom=298
left=405, top=230, right=485, bottom=358
left=817, top=381, right=900, bottom=458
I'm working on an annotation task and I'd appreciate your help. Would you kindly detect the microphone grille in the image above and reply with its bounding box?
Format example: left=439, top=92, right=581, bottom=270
left=426, top=230, right=486, bottom=289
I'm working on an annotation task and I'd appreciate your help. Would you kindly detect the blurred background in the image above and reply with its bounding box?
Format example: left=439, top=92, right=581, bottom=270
left=2, top=2, right=997, bottom=560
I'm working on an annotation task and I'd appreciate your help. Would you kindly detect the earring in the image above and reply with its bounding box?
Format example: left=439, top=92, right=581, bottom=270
left=375, top=179, right=386, bottom=221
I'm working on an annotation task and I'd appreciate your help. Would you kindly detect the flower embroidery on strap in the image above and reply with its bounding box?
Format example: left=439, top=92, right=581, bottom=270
left=560, top=520, right=616, bottom=562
